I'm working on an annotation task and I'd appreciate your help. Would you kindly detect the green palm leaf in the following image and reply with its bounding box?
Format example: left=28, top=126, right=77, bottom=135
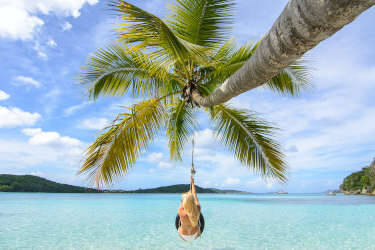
left=265, top=59, right=311, bottom=96
left=80, top=42, right=181, bottom=99
left=79, top=98, right=165, bottom=186
left=113, top=0, right=190, bottom=63
left=210, top=40, right=256, bottom=83
left=168, top=0, right=235, bottom=46
left=213, top=39, right=255, bottom=66
left=210, top=104, right=287, bottom=182
left=166, top=100, right=195, bottom=161
left=200, top=39, right=257, bottom=91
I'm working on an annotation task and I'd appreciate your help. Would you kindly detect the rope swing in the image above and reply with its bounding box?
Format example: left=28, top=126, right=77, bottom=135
left=175, top=133, right=205, bottom=236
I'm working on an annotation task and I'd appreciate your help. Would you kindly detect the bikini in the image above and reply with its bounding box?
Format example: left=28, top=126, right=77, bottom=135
left=178, top=216, right=200, bottom=241
left=180, top=231, right=199, bottom=241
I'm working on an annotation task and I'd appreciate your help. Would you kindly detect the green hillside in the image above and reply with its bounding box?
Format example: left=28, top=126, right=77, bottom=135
left=0, top=174, right=248, bottom=194
left=340, top=158, right=375, bottom=195
left=123, top=184, right=248, bottom=194
left=0, top=175, right=99, bottom=193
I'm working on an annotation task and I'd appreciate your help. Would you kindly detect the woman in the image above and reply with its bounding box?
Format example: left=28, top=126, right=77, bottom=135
left=177, top=176, right=201, bottom=241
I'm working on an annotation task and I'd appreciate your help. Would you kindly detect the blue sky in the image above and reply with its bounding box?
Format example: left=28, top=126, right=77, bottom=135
left=0, top=0, right=374, bottom=192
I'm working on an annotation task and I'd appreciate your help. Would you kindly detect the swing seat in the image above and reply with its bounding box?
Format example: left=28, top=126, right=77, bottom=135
left=175, top=213, right=205, bottom=234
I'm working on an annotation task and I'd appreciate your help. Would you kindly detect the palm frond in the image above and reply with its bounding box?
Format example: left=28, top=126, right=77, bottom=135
left=211, top=38, right=238, bottom=64
left=113, top=0, right=191, bottom=63
left=213, top=40, right=256, bottom=77
left=214, top=39, right=255, bottom=65
left=80, top=42, right=181, bottom=99
left=166, top=100, right=195, bottom=161
left=265, top=59, right=311, bottom=96
left=79, top=98, right=165, bottom=187
left=201, top=39, right=257, bottom=91
left=210, top=104, right=287, bottom=182
left=168, top=0, right=235, bottom=46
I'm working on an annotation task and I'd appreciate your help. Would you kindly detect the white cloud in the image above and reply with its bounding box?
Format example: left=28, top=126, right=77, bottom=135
left=92, top=18, right=116, bottom=48
left=79, top=118, right=109, bottom=130
left=0, top=129, right=86, bottom=172
left=246, top=178, right=262, bottom=187
left=0, top=90, right=10, bottom=101
left=47, top=38, right=57, bottom=47
left=224, top=177, right=241, bottom=186
left=230, top=89, right=375, bottom=174
left=194, top=129, right=217, bottom=148
left=142, top=152, right=176, bottom=168
left=0, top=106, right=40, bottom=128
left=64, top=101, right=91, bottom=116
left=0, top=5, right=44, bottom=40
left=285, top=108, right=375, bottom=172
left=44, top=89, right=61, bottom=98
left=33, top=41, right=48, bottom=60
left=14, top=76, right=41, bottom=88
left=36, top=0, right=99, bottom=17
left=246, top=178, right=275, bottom=190
left=0, top=0, right=99, bottom=40
left=158, top=161, right=173, bottom=169
left=22, top=128, right=82, bottom=147
left=41, top=88, right=62, bottom=115
left=145, top=152, right=163, bottom=162
left=62, top=22, right=72, bottom=31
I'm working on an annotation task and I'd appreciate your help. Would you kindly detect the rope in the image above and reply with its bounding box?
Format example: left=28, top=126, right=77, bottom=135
left=191, top=135, right=196, bottom=176
left=190, top=133, right=196, bottom=192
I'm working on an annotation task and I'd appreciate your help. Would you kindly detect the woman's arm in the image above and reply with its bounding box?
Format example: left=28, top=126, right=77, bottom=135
left=191, top=176, right=199, bottom=205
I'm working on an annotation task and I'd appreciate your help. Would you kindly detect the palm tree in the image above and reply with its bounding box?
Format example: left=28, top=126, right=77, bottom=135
left=78, top=0, right=310, bottom=187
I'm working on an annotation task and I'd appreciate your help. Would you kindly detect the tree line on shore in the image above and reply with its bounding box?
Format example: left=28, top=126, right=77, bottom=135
left=340, top=158, right=375, bottom=195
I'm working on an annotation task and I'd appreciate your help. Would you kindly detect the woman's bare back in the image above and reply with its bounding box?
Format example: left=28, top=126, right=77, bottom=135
left=178, top=202, right=201, bottom=235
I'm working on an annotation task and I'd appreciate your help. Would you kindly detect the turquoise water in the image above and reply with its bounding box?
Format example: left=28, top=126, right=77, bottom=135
left=1, top=193, right=375, bottom=249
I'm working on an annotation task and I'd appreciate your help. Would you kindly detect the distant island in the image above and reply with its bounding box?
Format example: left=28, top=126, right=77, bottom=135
left=340, top=158, right=375, bottom=195
left=0, top=174, right=249, bottom=194
left=0, top=175, right=99, bottom=193
left=117, top=185, right=250, bottom=194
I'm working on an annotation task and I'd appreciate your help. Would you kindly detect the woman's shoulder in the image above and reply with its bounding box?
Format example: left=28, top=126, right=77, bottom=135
left=178, top=206, right=186, bottom=216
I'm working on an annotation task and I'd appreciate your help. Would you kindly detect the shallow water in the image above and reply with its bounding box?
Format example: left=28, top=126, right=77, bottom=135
left=1, top=193, right=375, bottom=249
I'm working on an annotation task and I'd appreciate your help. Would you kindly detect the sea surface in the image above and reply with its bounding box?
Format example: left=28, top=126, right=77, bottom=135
left=1, top=193, right=375, bottom=250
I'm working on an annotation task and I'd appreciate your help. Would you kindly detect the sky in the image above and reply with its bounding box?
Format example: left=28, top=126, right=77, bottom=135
left=0, top=0, right=374, bottom=193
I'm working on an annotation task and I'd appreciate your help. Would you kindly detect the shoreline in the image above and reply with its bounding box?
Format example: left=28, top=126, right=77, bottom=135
left=339, top=190, right=375, bottom=196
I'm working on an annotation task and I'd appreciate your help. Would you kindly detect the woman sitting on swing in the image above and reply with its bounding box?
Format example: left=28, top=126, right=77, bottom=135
left=177, top=176, right=201, bottom=241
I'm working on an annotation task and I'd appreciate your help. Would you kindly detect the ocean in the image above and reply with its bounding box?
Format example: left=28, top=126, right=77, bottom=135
left=1, top=192, right=375, bottom=249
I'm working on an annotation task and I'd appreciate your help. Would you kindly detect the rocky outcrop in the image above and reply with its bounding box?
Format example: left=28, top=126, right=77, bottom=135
left=340, top=158, right=375, bottom=196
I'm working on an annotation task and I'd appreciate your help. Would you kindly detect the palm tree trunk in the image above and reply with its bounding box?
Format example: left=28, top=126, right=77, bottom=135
left=192, top=0, right=375, bottom=107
